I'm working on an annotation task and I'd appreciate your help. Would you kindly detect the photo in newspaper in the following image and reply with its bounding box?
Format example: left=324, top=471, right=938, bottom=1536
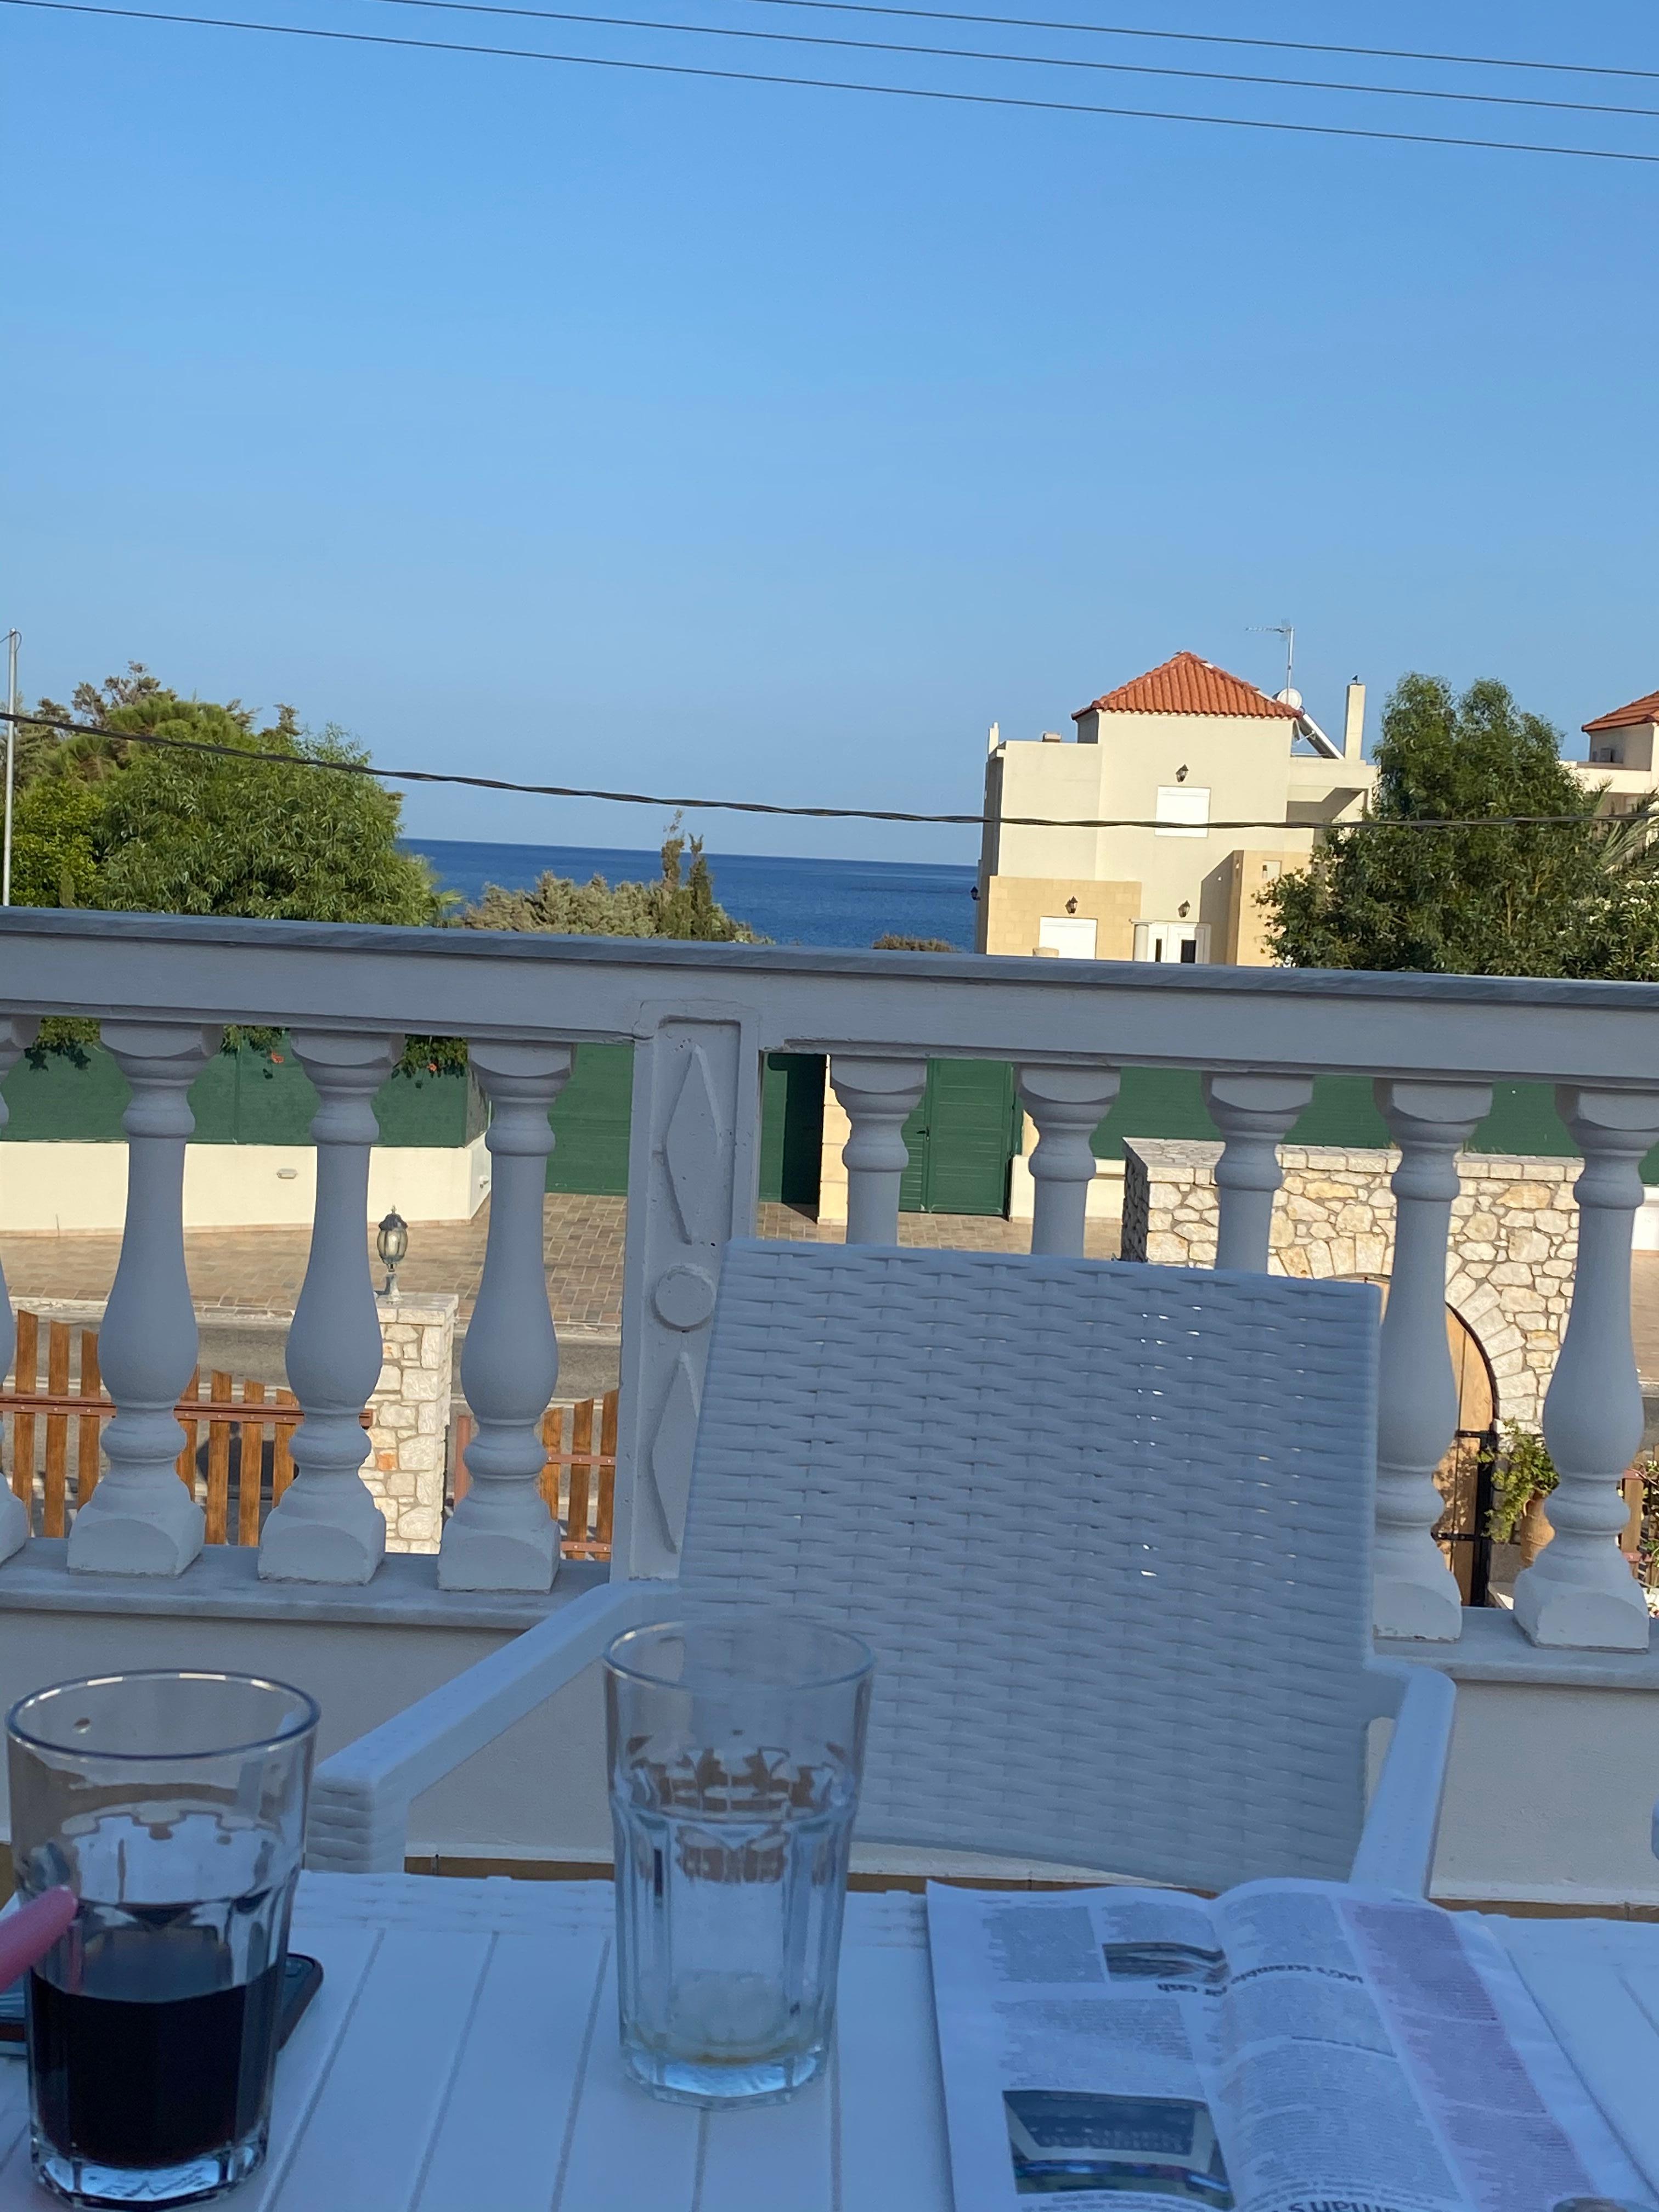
left=926, top=1879, right=1653, bottom=2212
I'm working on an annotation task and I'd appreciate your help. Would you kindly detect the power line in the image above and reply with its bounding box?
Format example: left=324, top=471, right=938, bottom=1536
left=8, top=0, right=1659, bottom=162
left=739, top=0, right=1659, bottom=88
left=4, top=708, right=1654, bottom=836
left=371, top=0, right=1659, bottom=121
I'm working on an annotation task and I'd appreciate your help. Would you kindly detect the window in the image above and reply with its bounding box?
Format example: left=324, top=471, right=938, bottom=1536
left=1155, top=786, right=1210, bottom=838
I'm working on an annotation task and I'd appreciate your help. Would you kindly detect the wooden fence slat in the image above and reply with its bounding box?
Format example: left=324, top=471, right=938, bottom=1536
left=272, top=1389, right=298, bottom=1504
left=204, top=1372, right=234, bottom=1545
left=43, top=1323, right=71, bottom=1539
left=176, top=1368, right=201, bottom=1488
left=453, top=1412, right=472, bottom=1505
left=567, top=1399, right=593, bottom=1550
left=76, top=1330, right=103, bottom=1514
left=596, top=1388, right=618, bottom=1553
left=537, top=1407, right=559, bottom=1516
left=238, top=1381, right=266, bottom=1546
left=12, top=1310, right=37, bottom=1507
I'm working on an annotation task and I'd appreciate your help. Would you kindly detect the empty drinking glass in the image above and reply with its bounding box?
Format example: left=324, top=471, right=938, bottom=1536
left=606, top=1610, right=873, bottom=2106
left=7, top=1669, right=319, bottom=2209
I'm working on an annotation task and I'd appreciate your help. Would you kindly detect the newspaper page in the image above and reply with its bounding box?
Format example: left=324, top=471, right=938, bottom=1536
left=927, top=1878, right=1649, bottom=2212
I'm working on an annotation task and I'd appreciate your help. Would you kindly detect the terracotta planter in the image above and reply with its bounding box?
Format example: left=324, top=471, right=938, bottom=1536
left=1516, top=1493, right=1554, bottom=1570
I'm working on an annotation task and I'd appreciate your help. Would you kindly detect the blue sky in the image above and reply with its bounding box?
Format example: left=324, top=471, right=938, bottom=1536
left=7, top=0, right=1657, bottom=861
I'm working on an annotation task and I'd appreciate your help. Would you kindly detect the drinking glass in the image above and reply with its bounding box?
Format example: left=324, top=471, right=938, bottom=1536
left=6, top=1669, right=319, bottom=2209
left=606, top=1610, right=873, bottom=2107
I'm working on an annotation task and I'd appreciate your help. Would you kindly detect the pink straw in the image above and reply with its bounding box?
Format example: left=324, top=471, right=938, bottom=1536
left=0, top=1889, right=78, bottom=1988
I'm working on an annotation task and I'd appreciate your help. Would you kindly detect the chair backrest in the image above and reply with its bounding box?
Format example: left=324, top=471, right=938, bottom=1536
left=678, top=1241, right=1383, bottom=1894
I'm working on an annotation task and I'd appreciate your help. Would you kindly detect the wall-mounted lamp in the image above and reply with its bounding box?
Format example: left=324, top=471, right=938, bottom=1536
left=1177, top=902, right=1190, bottom=919
left=1065, top=896, right=1078, bottom=914
left=376, top=1207, right=409, bottom=1299
left=1175, top=764, right=1189, bottom=783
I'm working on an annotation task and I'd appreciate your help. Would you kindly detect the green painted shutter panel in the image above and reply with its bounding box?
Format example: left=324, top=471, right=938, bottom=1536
left=545, top=1042, right=634, bottom=1194
left=759, top=1055, right=826, bottom=1207
left=896, top=1060, right=1017, bottom=1217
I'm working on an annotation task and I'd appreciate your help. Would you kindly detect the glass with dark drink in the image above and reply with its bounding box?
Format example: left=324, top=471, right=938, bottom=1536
left=6, top=1670, right=319, bottom=2208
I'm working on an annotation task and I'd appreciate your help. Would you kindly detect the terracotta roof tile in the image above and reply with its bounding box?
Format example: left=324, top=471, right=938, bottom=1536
left=1073, top=650, right=1300, bottom=722
left=1584, top=688, right=1659, bottom=735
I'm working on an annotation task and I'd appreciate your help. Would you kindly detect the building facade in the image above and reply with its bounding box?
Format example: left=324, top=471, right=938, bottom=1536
left=975, top=651, right=1374, bottom=964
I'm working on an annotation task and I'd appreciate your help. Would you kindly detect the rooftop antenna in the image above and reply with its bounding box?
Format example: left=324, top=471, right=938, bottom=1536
left=1249, top=621, right=1296, bottom=706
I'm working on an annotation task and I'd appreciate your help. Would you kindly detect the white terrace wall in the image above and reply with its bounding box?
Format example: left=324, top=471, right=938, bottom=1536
left=1121, top=1141, right=1578, bottom=1427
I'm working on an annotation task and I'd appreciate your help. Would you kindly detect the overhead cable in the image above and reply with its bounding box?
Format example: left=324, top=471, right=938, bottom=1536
left=374, top=0, right=1659, bottom=120
left=738, top=0, right=1659, bottom=87
left=7, top=0, right=1659, bottom=162
left=4, top=708, right=1654, bottom=836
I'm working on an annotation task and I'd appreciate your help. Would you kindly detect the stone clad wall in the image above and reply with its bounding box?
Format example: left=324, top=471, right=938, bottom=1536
left=366, top=1291, right=456, bottom=1553
left=1120, top=1141, right=1578, bottom=1427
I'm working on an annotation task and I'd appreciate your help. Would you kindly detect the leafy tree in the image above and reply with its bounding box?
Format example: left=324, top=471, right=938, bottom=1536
left=14, top=668, right=439, bottom=925
left=1262, top=674, right=1659, bottom=978
left=6, top=776, right=103, bottom=908
left=463, top=817, right=760, bottom=941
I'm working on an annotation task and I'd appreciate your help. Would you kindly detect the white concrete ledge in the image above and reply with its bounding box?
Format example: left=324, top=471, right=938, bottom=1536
left=0, top=1541, right=609, bottom=1632
left=1376, top=1605, right=1659, bottom=1690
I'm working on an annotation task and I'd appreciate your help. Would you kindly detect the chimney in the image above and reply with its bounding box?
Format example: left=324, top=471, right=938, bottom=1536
left=987, top=721, right=1001, bottom=755
left=1343, top=680, right=1365, bottom=761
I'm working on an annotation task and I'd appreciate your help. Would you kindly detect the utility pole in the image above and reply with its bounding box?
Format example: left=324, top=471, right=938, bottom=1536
left=2, top=629, right=17, bottom=908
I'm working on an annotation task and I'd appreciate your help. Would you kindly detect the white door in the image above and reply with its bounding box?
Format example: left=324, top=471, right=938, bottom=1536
left=1133, top=922, right=1210, bottom=964
left=1037, top=916, right=1098, bottom=959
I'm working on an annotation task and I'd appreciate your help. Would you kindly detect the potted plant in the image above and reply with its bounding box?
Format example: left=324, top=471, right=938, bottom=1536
left=1483, top=1423, right=1558, bottom=1567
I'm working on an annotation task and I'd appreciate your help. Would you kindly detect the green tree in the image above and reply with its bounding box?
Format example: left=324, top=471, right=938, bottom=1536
left=6, top=776, right=104, bottom=908
left=1262, top=674, right=1659, bottom=978
left=462, top=817, right=760, bottom=941
left=15, top=670, right=439, bottom=925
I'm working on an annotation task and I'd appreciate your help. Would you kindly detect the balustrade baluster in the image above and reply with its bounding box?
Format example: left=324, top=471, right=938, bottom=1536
left=1371, top=1079, right=1492, bottom=1641
left=259, top=1031, right=398, bottom=1584
left=440, top=1042, right=571, bottom=1590
left=67, top=1023, right=218, bottom=1576
left=1513, top=1086, right=1659, bottom=1650
left=830, top=1057, right=927, bottom=1245
left=1203, top=1073, right=1314, bottom=1273
left=0, top=1015, right=38, bottom=1564
left=1016, top=1064, right=1121, bottom=1257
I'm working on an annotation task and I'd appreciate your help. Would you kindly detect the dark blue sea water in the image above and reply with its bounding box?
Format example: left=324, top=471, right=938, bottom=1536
left=405, top=839, right=978, bottom=952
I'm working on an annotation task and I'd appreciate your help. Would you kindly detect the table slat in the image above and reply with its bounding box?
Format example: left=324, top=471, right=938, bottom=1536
left=699, top=2061, right=835, bottom=2212
left=268, top=1931, right=495, bottom=2212
left=1496, top=1919, right=1659, bottom=2197
left=555, top=1955, right=704, bottom=2212
left=835, top=1939, right=956, bottom=2212
left=413, top=1931, right=609, bottom=2212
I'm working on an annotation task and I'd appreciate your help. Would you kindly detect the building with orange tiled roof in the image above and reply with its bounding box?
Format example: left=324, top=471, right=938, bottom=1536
left=976, top=651, right=1374, bottom=966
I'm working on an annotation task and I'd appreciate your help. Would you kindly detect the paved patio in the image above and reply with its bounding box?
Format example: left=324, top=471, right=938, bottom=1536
left=0, top=1199, right=1124, bottom=1338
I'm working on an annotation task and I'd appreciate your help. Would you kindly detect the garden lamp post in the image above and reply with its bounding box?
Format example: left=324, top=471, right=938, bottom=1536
left=376, top=1207, right=408, bottom=1299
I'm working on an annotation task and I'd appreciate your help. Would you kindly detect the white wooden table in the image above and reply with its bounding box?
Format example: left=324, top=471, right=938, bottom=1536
left=1, top=1875, right=1657, bottom=2211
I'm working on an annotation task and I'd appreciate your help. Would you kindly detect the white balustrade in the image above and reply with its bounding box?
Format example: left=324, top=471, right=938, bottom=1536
left=67, top=1023, right=219, bottom=1576
left=259, top=1031, right=398, bottom=1584
left=1371, top=1079, right=1492, bottom=1641
left=0, top=1015, right=38, bottom=1565
left=830, top=1056, right=927, bottom=1246
left=440, top=1042, right=572, bottom=1591
left=615, top=1016, right=758, bottom=1578
left=1513, top=1086, right=1659, bottom=1651
left=1017, top=1063, right=1121, bottom=1257
left=1203, top=1073, right=1314, bottom=1273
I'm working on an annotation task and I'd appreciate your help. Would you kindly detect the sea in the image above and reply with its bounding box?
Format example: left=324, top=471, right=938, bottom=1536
left=405, top=839, right=978, bottom=952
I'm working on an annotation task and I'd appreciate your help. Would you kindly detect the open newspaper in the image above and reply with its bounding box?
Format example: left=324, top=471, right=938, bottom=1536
left=928, top=1878, right=1652, bottom=2212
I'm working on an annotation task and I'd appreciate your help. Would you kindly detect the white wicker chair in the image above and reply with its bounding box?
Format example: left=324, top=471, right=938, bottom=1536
left=308, top=1243, right=1455, bottom=1895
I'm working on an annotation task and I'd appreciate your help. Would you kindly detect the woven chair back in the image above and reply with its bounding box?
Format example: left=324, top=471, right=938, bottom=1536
left=679, top=1240, right=1383, bottom=1893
